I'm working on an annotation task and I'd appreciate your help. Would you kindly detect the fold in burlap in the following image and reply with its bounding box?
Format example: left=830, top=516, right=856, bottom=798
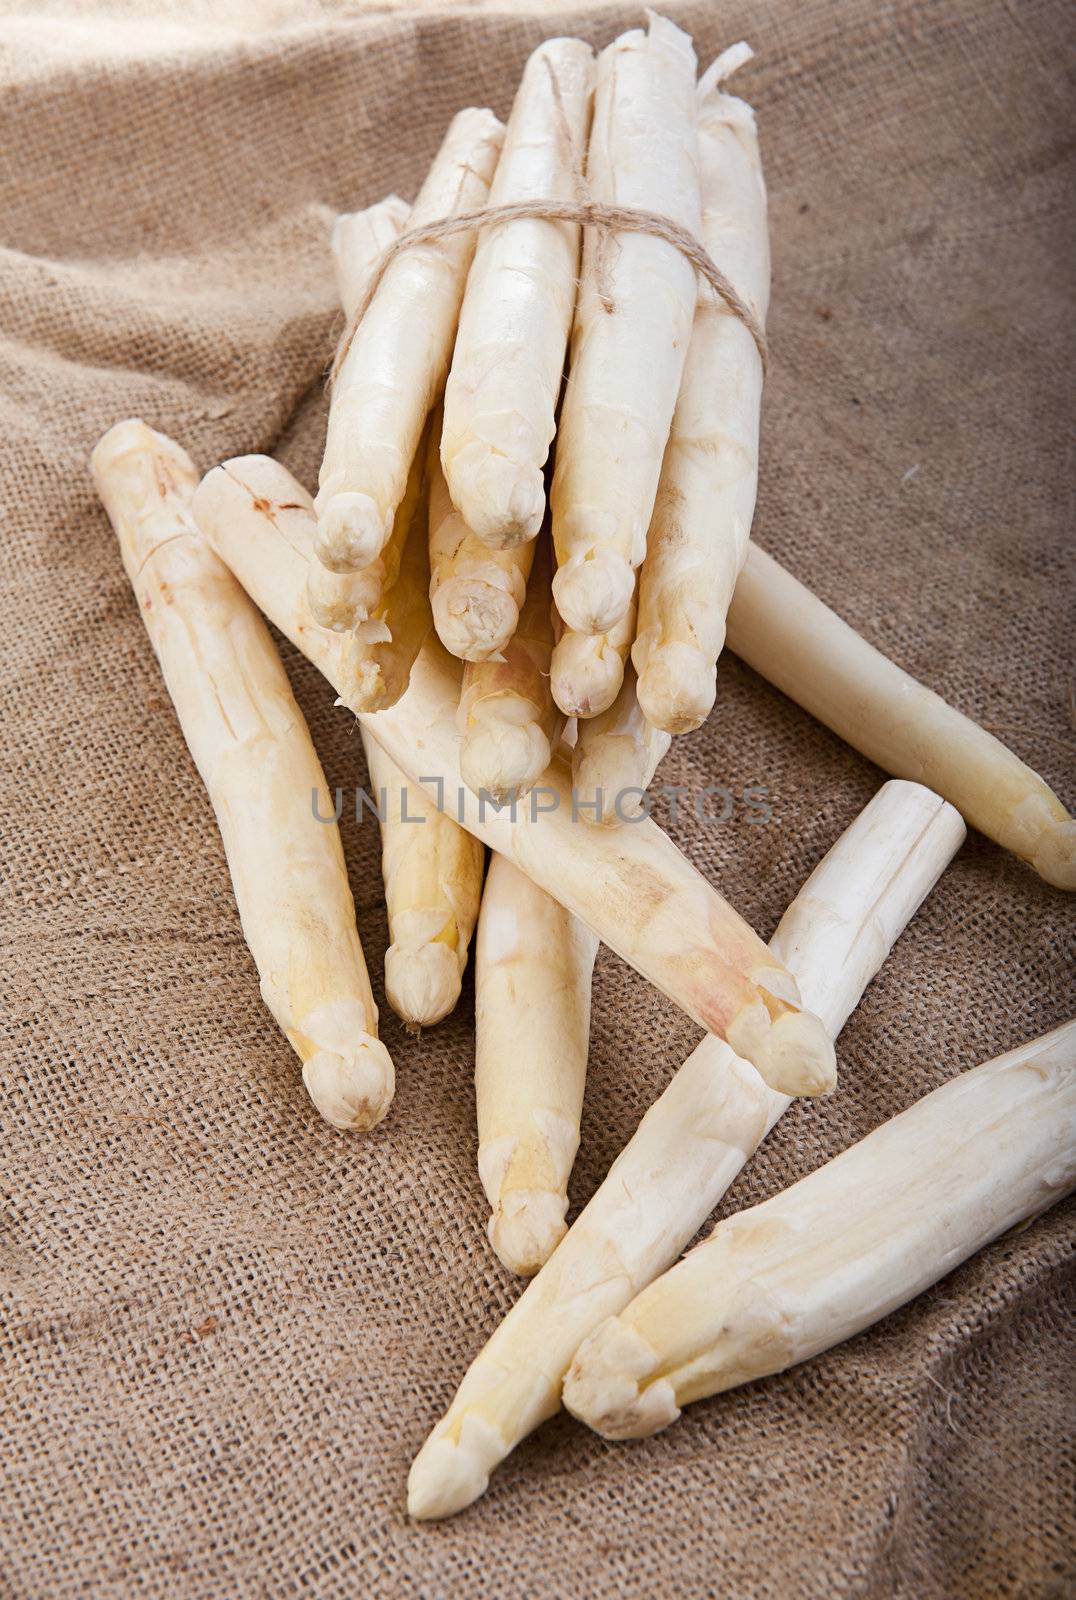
left=1, top=3, right=1073, bottom=1596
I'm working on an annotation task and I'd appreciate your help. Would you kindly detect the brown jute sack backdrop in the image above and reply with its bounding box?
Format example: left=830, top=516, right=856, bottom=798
left=2, top=1, right=1074, bottom=1594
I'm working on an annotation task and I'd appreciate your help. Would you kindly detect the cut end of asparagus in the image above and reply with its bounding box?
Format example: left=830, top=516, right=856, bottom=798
left=488, top=1189, right=568, bottom=1277
left=301, top=1037, right=395, bottom=1131
left=315, top=491, right=388, bottom=573
left=432, top=580, right=521, bottom=662
left=451, top=450, right=547, bottom=550
left=385, top=942, right=463, bottom=1028
left=407, top=1416, right=502, bottom=1521
left=552, top=551, right=636, bottom=636
left=563, top=1318, right=679, bottom=1439
left=726, top=1003, right=837, bottom=1098
left=460, top=719, right=552, bottom=803
left=635, top=640, right=720, bottom=735
left=1030, top=815, right=1076, bottom=891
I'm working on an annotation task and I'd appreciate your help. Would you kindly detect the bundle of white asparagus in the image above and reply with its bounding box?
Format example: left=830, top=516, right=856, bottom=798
left=91, top=7, right=1074, bottom=1531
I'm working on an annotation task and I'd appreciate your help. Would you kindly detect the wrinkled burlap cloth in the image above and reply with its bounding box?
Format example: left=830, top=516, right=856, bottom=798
left=2, top=2, right=1073, bottom=1595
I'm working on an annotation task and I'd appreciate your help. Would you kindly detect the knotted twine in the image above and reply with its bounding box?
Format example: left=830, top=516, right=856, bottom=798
left=329, top=199, right=769, bottom=384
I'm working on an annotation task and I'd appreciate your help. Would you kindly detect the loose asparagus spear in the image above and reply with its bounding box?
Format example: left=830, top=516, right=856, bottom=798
left=309, top=194, right=413, bottom=631
left=405, top=780, right=964, bottom=1517
left=93, top=421, right=394, bottom=1131
left=726, top=544, right=1076, bottom=889
left=566, top=1020, right=1076, bottom=1437
left=361, top=729, right=485, bottom=1030
left=192, top=457, right=835, bottom=1098
left=428, top=424, right=534, bottom=662
left=551, top=13, right=701, bottom=636
left=315, top=108, right=504, bottom=574
left=632, top=46, right=769, bottom=733
left=572, top=665, right=672, bottom=825
left=458, top=533, right=562, bottom=803
left=442, top=37, right=594, bottom=549
left=476, top=852, right=598, bottom=1273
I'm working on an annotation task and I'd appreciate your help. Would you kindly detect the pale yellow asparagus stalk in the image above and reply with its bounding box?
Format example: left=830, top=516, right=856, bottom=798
left=360, top=729, right=484, bottom=1028
left=632, top=47, right=770, bottom=733
left=727, top=544, right=1076, bottom=889
left=93, top=421, right=394, bottom=1132
left=458, top=534, right=563, bottom=802
left=308, top=195, right=413, bottom=630
left=567, top=1019, right=1076, bottom=1437
left=407, top=780, right=965, bottom=1517
left=441, top=37, right=594, bottom=549
left=572, top=665, right=672, bottom=824
left=550, top=13, right=701, bottom=636
left=550, top=589, right=637, bottom=718
left=192, top=456, right=834, bottom=1097
left=476, top=853, right=598, bottom=1274
left=315, top=108, right=504, bottom=573
left=428, top=422, right=534, bottom=661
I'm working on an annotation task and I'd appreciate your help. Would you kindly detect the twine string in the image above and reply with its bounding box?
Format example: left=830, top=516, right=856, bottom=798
left=330, top=199, right=769, bottom=382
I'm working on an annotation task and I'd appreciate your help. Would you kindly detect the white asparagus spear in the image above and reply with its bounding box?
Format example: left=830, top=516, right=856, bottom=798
left=308, top=195, right=413, bottom=631
left=550, top=13, right=701, bottom=636
left=428, top=423, right=534, bottom=662
left=315, top=108, right=504, bottom=574
left=566, top=1019, right=1076, bottom=1437
left=476, top=853, right=598, bottom=1274
left=93, top=421, right=394, bottom=1132
left=726, top=544, right=1076, bottom=889
left=192, top=458, right=834, bottom=1097
left=458, top=533, right=563, bottom=802
left=441, top=37, right=594, bottom=549
left=476, top=712, right=670, bottom=1272
left=360, top=729, right=485, bottom=1029
left=632, top=49, right=770, bottom=733
left=572, top=665, right=672, bottom=824
left=550, top=589, right=637, bottom=719
left=406, top=780, right=965, bottom=1518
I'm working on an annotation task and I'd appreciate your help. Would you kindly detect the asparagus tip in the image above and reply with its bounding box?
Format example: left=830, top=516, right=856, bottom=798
left=460, top=721, right=551, bottom=804
left=563, top=1318, right=678, bottom=1439
left=385, top=943, right=463, bottom=1028
left=407, top=1422, right=497, bottom=1521
left=1030, top=816, right=1076, bottom=891
left=301, top=1037, right=395, bottom=1131
left=452, top=450, right=546, bottom=549
left=488, top=1189, right=568, bottom=1276
left=635, top=641, right=719, bottom=735
left=552, top=550, right=636, bottom=636
left=315, top=490, right=386, bottom=572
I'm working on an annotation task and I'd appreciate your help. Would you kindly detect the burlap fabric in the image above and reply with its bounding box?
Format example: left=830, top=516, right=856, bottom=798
left=2, top=2, right=1073, bottom=1595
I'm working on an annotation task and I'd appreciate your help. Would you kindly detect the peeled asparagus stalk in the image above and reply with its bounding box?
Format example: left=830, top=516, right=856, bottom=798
left=428, top=422, right=534, bottom=661
left=315, top=108, right=504, bottom=574
left=632, top=48, right=770, bottom=734
left=441, top=37, right=594, bottom=549
left=192, top=457, right=834, bottom=1097
left=406, top=780, right=965, bottom=1518
left=476, top=853, right=598, bottom=1274
left=550, top=588, right=637, bottom=719
left=346, top=443, right=432, bottom=712
left=458, top=533, right=563, bottom=802
left=727, top=544, right=1076, bottom=889
left=309, top=195, right=413, bottom=630
left=94, top=421, right=394, bottom=1132
left=550, top=13, right=701, bottom=636
left=572, top=665, right=672, bottom=824
left=361, top=729, right=485, bottom=1029
left=566, top=1019, right=1076, bottom=1437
